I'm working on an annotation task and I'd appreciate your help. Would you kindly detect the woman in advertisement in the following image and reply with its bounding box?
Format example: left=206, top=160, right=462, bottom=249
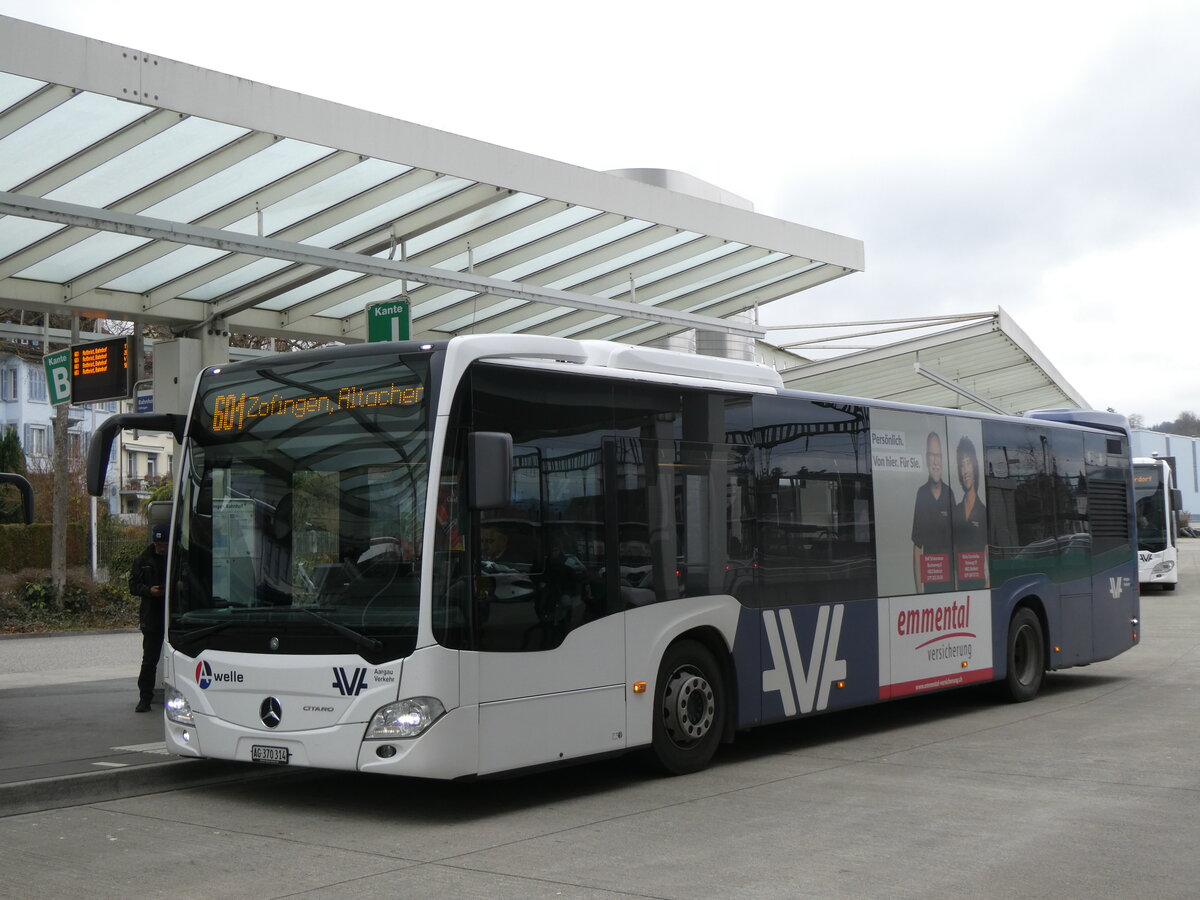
left=952, top=435, right=988, bottom=589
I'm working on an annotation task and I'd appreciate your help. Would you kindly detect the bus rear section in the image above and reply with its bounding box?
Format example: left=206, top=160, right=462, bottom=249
left=1133, top=457, right=1182, bottom=590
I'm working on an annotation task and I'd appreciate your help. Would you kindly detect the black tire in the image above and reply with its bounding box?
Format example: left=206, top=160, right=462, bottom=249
left=651, top=640, right=725, bottom=775
left=1001, top=607, right=1045, bottom=702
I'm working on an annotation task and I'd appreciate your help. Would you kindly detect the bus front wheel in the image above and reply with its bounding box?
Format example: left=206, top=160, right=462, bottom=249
left=1002, top=607, right=1045, bottom=702
left=651, top=640, right=725, bottom=775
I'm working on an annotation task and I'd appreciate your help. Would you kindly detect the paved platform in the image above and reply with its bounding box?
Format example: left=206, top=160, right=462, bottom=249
left=0, top=631, right=289, bottom=817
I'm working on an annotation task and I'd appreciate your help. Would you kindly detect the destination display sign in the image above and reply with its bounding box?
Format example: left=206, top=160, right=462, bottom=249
left=70, top=336, right=132, bottom=403
left=209, top=383, right=426, bottom=433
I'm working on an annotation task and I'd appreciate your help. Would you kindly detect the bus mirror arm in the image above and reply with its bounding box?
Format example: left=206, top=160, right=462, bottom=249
left=468, top=432, right=513, bottom=510
left=87, top=413, right=187, bottom=496
left=0, top=473, right=34, bottom=524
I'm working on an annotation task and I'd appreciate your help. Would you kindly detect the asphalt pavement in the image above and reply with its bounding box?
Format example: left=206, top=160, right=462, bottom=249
left=3, top=542, right=1196, bottom=824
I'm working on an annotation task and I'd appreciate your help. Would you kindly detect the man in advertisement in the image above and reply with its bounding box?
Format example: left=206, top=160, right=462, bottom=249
left=911, top=431, right=955, bottom=593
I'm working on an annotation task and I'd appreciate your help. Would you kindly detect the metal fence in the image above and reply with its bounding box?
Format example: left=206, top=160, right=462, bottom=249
left=94, top=511, right=154, bottom=586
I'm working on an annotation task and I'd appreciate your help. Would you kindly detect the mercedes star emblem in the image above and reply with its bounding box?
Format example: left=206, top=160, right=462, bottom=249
left=260, top=696, right=282, bottom=728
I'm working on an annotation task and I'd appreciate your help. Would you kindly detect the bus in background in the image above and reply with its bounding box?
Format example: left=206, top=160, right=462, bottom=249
left=86, top=336, right=1139, bottom=778
left=1133, top=456, right=1182, bottom=591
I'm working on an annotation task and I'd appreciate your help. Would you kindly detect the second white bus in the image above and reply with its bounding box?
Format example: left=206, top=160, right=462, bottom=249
left=1133, top=456, right=1182, bottom=590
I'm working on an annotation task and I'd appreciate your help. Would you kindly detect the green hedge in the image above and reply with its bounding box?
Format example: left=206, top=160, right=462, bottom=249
left=0, top=522, right=89, bottom=572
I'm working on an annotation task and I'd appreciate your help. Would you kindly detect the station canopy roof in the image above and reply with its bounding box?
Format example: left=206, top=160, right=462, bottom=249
left=0, top=14, right=862, bottom=349
left=770, top=309, right=1090, bottom=415
left=0, top=15, right=1087, bottom=416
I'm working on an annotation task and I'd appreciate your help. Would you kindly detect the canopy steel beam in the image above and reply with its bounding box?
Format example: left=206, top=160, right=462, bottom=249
left=566, top=257, right=832, bottom=343
left=0, top=191, right=766, bottom=339
left=445, top=236, right=740, bottom=336
left=0, top=130, right=278, bottom=280
left=141, top=165, right=440, bottom=304
left=0, top=83, right=75, bottom=141
left=210, top=181, right=508, bottom=318
left=408, top=222, right=682, bottom=334
left=278, top=197, right=587, bottom=328
left=574, top=262, right=848, bottom=345
left=71, top=148, right=362, bottom=297
left=12, top=107, right=182, bottom=198
left=914, top=361, right=1008, bottom=414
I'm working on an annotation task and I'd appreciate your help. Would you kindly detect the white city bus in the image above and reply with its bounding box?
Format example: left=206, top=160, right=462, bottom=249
left=1133, top=456, right=1182, bottom=591
left=88, top=335, right=1139, bottom=778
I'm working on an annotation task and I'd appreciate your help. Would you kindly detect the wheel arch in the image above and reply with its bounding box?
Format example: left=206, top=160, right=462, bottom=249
left=666, top=625, right=739, bottom=744
left=992, top=582, right=1053, bottom=680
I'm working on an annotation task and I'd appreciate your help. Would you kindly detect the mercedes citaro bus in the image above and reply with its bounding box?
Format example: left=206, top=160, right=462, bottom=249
left=88, top=336, right=1139, bottom=777
left=1133, top=456, right=1182, bottom=590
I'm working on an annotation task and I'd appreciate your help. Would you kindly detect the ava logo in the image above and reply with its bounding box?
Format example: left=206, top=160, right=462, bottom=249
left=195, top=660, right=213, bottom=690
left=195, top=661, right=243, bottom=689
left=332, top=667, right=368, bottom=696
left=762, top=604, right=847, bottom=717
left=1109, top=577, right=1129, bottom=599
left=1138, top=551, right=1153, bottom=563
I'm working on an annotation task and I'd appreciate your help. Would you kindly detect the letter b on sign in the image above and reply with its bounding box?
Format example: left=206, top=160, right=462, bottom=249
left=42, top=350, right=72, bottom=405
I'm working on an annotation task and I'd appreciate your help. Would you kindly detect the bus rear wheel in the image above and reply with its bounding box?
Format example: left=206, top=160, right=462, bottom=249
left=651, top=640, right=724, bottom=775
left=1002, top=607, right=1045, bottom=702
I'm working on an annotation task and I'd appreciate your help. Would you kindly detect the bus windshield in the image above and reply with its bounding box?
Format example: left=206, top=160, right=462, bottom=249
left=169, top=350, right=431, bottom=664
left=1134, top=464, right=1167, bottom=553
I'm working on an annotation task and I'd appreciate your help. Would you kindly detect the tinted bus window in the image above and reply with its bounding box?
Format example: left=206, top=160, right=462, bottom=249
left=752, top=396, right=874, bottom=606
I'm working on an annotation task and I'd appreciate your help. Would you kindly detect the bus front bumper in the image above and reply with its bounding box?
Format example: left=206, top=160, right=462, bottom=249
left=163, top=703, right=480, bottom=779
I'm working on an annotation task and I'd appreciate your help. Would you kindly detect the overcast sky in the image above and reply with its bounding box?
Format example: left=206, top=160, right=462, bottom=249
left=1, top=0, right=1196, bottom=424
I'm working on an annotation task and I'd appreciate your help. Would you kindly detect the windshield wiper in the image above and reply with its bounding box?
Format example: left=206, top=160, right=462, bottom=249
left=171, top=606, right=382, bottom=655
left=292, top=606, right=383, bottom=653
left=172, top=620, right=238, bottom=651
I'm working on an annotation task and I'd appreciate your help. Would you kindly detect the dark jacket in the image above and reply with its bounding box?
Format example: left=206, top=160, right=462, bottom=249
left=128, top=544, right=167, bottom=632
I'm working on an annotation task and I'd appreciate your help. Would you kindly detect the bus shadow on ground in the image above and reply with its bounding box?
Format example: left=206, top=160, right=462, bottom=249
left=717, top=668, right=1127, bottom=765
left=194, top=670, right=1128, bottom=824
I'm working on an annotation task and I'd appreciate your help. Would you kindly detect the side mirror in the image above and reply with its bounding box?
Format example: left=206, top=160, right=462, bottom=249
left=468, top=432, right=512, bottom=510
left=0, top=473, right=34, bottom=524
left=87, top=413, right=186, bottom=496
left=1171, top=488, right=1183, bottom=512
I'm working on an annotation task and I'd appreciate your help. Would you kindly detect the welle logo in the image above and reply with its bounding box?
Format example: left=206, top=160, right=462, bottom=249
left=332, top=667, right=368, bottom=696
left=762, top=605, right=847, bottom=716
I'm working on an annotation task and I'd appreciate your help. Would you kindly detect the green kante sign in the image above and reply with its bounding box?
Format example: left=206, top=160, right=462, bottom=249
left=366, top=299, right=411, bottom=342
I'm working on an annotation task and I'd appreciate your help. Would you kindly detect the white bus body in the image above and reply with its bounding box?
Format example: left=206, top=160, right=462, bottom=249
left=88, top=335, right=1140, bottom=779
left=1133, top=456, right=1182, bottom=590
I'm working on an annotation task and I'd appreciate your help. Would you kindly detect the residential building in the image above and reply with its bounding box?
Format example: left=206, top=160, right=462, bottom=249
left=1, top=349, right=174, bottom=520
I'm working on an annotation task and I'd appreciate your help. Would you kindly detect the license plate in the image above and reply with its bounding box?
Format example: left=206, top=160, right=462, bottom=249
left=250, top=744, right=290, bottom=765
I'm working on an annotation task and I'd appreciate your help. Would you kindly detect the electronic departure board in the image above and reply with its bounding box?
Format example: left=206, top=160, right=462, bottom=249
left=70, top=336, right=132, bottom=403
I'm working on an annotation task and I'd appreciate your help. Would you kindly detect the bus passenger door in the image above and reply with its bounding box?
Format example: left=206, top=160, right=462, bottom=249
left=474, top=440, right=627, bottom=775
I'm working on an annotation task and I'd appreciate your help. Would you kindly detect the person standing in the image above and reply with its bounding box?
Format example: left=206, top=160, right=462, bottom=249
left=129, top=522, right=167, bottom=713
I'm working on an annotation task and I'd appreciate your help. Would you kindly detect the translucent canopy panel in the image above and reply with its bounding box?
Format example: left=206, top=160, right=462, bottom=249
left=0, top=16, right=864, bottom=350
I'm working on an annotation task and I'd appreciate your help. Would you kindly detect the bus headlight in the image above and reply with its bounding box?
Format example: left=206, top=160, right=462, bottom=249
left=1152, top=561, right=1176, bottom=575
left=164, top=684, right=195, bottom=725
left=365, top=697, right=446, bottom=740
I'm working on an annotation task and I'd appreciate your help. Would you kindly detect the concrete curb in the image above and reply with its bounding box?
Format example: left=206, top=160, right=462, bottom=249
left=0, top=757, right=310, bottom=818
left=0, top=628, right=139, bottom=641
